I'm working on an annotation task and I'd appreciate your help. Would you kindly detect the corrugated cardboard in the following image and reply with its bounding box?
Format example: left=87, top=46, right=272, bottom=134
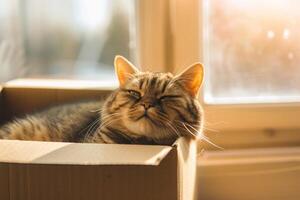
left=0, top=79, right=197, bottom=200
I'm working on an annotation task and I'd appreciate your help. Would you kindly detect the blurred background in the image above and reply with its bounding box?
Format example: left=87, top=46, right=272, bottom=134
left=205, top=0, right=300, bottom=104
left=1, top=0, right=299, bottom=104
left=0, top=0, right=136, bottom=83
left=1, top=0, right=300, bottom=199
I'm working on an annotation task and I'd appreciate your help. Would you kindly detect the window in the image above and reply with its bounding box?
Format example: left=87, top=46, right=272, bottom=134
left=204, top=0, right=300, bottom=104
left=163, top=3, right=300, bottom=199
left=169, top=0, right=300, bottom=149
left=0, top=0, right=137, bottom=83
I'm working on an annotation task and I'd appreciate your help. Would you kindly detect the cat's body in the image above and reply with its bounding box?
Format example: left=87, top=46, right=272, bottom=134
left=0, top=56, right=204, bottom=145
left=0, top=101, right=103, bottom=142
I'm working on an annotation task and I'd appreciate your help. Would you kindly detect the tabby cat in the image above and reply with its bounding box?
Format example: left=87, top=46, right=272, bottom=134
left=0, top=56, right=204, bottom=145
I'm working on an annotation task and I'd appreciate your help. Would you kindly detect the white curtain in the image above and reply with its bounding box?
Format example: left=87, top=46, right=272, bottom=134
left=0, top=0, right=25, bottom=82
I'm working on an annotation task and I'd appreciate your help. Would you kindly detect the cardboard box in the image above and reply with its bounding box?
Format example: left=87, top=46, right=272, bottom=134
left=0, top=79, right=197, bottom=200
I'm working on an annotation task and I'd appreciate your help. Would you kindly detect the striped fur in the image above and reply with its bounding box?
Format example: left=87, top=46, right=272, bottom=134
left=0, top=57, right=204, bottom=145
left=0, top=101, right=103, bottom=142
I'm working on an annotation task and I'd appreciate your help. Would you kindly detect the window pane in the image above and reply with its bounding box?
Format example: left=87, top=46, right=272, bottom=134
left=0, top=0, right=136, bottom=83
left=204, top=0, right=300, bottom=104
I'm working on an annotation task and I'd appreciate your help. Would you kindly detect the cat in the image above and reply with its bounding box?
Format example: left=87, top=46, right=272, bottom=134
left=0, top=56, right=204, bottom=145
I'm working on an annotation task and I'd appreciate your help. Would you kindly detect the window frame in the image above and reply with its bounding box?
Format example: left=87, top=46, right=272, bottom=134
left=160, top=0, right=300, bottom=148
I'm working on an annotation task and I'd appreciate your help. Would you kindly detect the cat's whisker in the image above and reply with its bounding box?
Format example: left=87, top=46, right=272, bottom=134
left=181, top=123, right=198, bottom=138
left=202, top=122, right=221, bottom=133
left=99, top=113, right=120, bottom=124
left=182, top=122, right=224, bottom=150
left=85, top=118, right=102, bottom=139
left=181, top=122, right=207, bottom=138
left=202, top=126, right=220, bottom=133
left=96, top=118, right=120, bottom=137
left=200, top=135, right=224, bottom=150
left=100, top=115, right=119, bottom=124
left=156, top=113, right=181, bottom=138
left=183, top=123, right=202, bottom=134
left=99, top=117, right=118, bottom=129
left=98, top=114, right=121, bottom=130
left=157, top=116, right=179, bottom=136
left=101, top=112, right=120, bottom=119
left=77, top=118, right=101, bottom=140
left=166, top=122, right=181, bottom=137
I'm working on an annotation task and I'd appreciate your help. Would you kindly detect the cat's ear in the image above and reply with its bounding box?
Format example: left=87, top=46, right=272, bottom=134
left=176, top=63, right=204, bottom=97
left=114, top=55, right=139, bottom=86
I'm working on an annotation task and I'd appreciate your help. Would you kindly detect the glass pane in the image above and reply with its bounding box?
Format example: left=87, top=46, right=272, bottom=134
left=0, top=0, right=136, bottom=83
left=204, top=0, right=300, bottom=104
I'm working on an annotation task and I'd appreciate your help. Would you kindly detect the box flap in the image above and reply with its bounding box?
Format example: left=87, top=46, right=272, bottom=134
left=174, top=137, right=197, bottom=200
left=0, top=140, right=172, bottom=166
left=1, top=79, right=114, bottom=120
left=4, top=78, right=117, bottom=90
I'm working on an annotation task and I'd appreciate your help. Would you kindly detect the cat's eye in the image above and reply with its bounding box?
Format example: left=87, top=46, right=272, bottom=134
left=127, top=90, right=141, bottom=99
left=159, top=95, right=181, bottom=102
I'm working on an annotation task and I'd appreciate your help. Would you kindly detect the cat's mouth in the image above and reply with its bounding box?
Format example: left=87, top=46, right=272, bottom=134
left=136, top=111, right=149, bottom=121
left=135, top=111, right=157, bottom=124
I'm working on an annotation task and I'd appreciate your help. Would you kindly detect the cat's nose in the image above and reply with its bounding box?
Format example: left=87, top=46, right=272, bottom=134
left=142, top=102, right=153, bottom=110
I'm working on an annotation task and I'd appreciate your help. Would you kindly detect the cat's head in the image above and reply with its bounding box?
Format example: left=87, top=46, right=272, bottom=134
left=101, top=56, right=204, bottom=145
